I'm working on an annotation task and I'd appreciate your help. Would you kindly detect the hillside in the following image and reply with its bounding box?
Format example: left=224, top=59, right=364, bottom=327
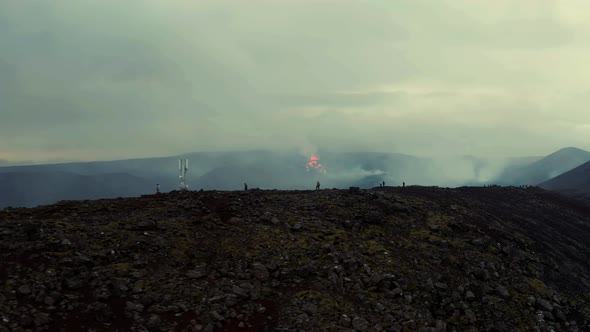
left=0, top=171, right=155, bottom=208
left=494, top=147, right=590, bottom=186
left=0, top=151, right=436, bottom=207
left=540, top=160, right=590, bottom=200
left=1, top=187, right=589, bottom=331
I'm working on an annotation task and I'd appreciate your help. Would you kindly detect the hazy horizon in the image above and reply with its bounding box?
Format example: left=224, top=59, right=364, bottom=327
left=3, top=1, right=590, bottom=163
left=0, top=146, right=575, bottom=168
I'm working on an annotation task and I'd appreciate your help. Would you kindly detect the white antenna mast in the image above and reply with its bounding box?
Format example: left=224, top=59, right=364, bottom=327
left=179, top=159, right=189, bottom=191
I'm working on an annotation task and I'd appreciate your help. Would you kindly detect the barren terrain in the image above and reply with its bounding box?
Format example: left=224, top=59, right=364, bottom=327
left=1, top=187, right=589, bottom=331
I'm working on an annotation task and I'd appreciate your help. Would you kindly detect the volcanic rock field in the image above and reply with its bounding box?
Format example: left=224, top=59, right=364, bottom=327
left=1, top=187, right=590, bottom=331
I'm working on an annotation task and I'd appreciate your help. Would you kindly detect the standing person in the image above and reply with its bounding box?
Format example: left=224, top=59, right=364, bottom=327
left=383, top=181, right=386, bottom=187
left=244, top=183, right=248, bottom=191
left=156, top=184, right=160, bottom=194
left=403, top=182, right=405, bottom=188
left=316, top=181, right=320, bottom=190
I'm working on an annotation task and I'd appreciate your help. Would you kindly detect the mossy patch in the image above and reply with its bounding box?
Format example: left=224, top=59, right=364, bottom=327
left=527, top=278, right=546, bottom=293
left=110, top=262, right=131, bottom=271
left=294, top=290, right=353, bottom=312
left=426, top=214, right=453, bottom=231
left=450, top=204, right=468, bottom=214
left=170, top=237, right=193, bottom=260
left=365, top=240, right=387, bottom=255
left=410, top=229, right=443, bottom=243
left=102, top=221, right=120, bottom=231
left=47, top=251, right=72, bottom=257
left=321, top=228, right=347, bottom=242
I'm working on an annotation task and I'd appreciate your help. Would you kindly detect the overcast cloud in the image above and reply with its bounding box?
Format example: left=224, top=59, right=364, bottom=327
left=2, top=0, right=590, bottom=162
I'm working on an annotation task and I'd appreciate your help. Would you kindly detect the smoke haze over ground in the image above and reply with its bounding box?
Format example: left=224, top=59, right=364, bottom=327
left=3, top=1, right=590, bottom=165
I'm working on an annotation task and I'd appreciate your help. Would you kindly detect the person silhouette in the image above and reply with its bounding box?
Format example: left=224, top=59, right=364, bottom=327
left=244, top=183, right=248, bottom=191
left=316, top=181, right=320, bottom=190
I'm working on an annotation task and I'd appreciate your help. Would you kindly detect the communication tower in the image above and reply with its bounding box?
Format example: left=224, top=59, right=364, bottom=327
left=179, top=159, right=189, bottom=191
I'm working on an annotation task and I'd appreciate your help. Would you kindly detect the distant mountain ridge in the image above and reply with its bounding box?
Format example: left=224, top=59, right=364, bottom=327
left=494, top=147, right=590, bottom=186
left=1, top=147, right=589, bottom=208
left=0, top=171, right=153, bottom=208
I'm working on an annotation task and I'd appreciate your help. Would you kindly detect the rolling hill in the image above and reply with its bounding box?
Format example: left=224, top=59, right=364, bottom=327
left=0, top=171, right=154, bottom=208
left=494, top=147, right=590, bottom=185
left=539, top=160, right=590, bottom=199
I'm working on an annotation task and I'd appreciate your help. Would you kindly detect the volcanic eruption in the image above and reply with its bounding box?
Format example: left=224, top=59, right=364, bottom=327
left=306, top=155, right=327, bottom=173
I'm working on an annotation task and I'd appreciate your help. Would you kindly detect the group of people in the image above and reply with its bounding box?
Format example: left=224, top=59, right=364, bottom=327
left=484, top=184, right=534, bottom=188
left=379, top=181, right=405, bottom=187
left=157, top=181, right=323, bottom=192
left=157, top=180, right=411, bottom=193
left=243, top=181, right=323, bottom=190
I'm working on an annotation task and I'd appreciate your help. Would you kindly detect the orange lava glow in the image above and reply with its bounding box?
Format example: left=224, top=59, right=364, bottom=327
left=306, top=155, right=327, bottom=173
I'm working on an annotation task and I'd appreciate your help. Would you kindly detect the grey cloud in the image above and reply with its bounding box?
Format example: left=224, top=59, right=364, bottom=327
left=1, top=0, right=590, bottom=162
left=271, top=91, right=407, bottom=108
left=488, top=19, right=572, bottom=49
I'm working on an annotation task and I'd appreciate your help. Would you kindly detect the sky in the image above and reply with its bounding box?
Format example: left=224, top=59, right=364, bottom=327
left=2, top=0, right=590, bottom=163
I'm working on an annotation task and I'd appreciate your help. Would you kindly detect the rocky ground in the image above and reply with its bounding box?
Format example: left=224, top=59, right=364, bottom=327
left=1, top=186, right=590, bottom=332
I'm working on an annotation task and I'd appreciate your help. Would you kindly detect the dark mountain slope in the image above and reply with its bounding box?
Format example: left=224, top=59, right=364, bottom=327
left=540, top=160, right=590, bottom=200
left=0, top=171, right=153, bottom=208
left=1, top=187, right=589, bottom=331
left=495, top=147, right=590, bottom=185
